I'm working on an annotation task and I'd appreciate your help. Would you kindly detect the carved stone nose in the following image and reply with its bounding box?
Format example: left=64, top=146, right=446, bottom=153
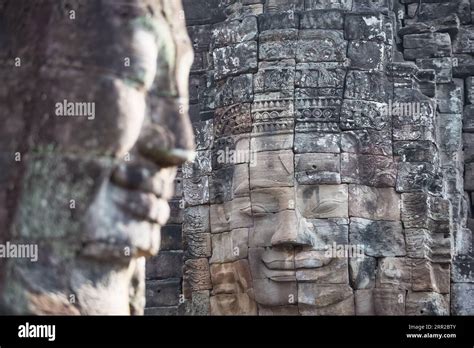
left=270, top=210, right=310, bottom=246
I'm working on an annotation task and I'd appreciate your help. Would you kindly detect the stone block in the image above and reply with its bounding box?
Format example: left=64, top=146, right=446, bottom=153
left=296, top=184, right=348, bottom=219
left=183, top=206, right=210, bottom=235
left=259, top=29, right=298, bottom=60
left=345, top=70, right=391, bottom=102
left=342, top=129, right=392, bottom=156
left=373, top=288, right=405, bottom=315
left=209, top=163, right=250, bottom=203
left=249, top=247, right=295, bottom=281
left=294, top=132, right=341, bottom=154
left=193, top=120, right=214, bottom=151
left=184, top=258, right=212, bottom=291
left=182, top=290, right=211, bottom=316
left=341, top=153, right=396, bottom=187
left=297, top=30, right=347, bottom=62
left=405, top=229, right=451, bottom=262
left=403, top=33, right=452, bottom=60
left=212, top=135, right=251, bottom=170
left=210, top=294, right=257, bottom=315
left=184, top=233, right=212, bottom=259
left=349, top=218, right=406, bottom=257
left=254, top=60, right=295, bottom=93
left=254, top=278, right=297, bottom=306
left=210, top=259, right=254, bottom=296
left=264, top=0, right=305, bottom=13
left=436, top=83, right=464, bottom=114
left=251, top=92, right=295, bottom=136
left=146, top=279, right=180, bottom=307
left=215, top=75, right=254, bottom=108
left=349, top=256, right=376, bottom=289
left=352, top=0, right=390, bottom=11
left=355, top=289, right=375, bottom=315
left=251, top=133, right=294, bottom=152
left=249, top=150, right=294, bottom=188
left=453, top=26, right=474, bottom=54
left=396, top=163, right=440, bottom=193
left=340, top=100, right=389, bottom=131
left=209, top=166, right=235, bottom=204
left=183, top=176, right=209, bottom=206
left=407, top=0, right=471, bottom=25
left=416, top=58, right=453, bottom=83
left=251, top=210, right=298, bottom=247
left=300, top=10, right=344, bottom=29
left=452, top=255, right=474, bottom=283
left=401, top=193, right=450, bottom=233
left=182, top=150, right=212, bottom=179
left=299, top=218, right=349, bottom=250
left=392, top=124, right=435, bottom=142
left=465, top=162, right=474, bottom=191
left=393, top=141, right=437, bottom=163
left=213, top=41, right=258, bottom=80
left=376, top=257, right=411, bottom=290
left=214, top=104, right=252, bottom=138
left=411, top=259, right=450, bottom=294
left=438, top=113, right=463, bottom=164
left=454, top=54, right=474, bottom=78
left=295, top=153, right=341, bottom=184
left=168, top=199, right=183, bottom=224
left=406, top=292, right=449, bottom=316
left=348, top=40, right=386, bottom=70
left=259, top=12, right=300, bottom=31
left=146, top=251, right=184, bottom=280
left=295, top=251, right=349, bottom=283
left=251, top=187, right=295, bottom=213
left=295, top=88, right=343, bottom=131
left=160, top=225, right=182, bottom=251
left=467, top=76, right=474, bottom=104
left=210, top=196, right=253, bottom=233
left=233, top=163, right=250, bottom=197
left=305, top=0, right=352, bottom=10
left=295, top=62, right=346, bottom=88
left=298, top=284, right=355, bottom=315
left=183, top=0, right=226, bottom=25
left=187, top=24, right=212, bottom=52
left=211, top=16, right=258, bottom=48
left=344, top=13, right=385, bottom=41
left=451, top=283, right=474, bottom=315
left=349, top=185, right=400, bottom=221
left=210, top=229, right=249, bottom=264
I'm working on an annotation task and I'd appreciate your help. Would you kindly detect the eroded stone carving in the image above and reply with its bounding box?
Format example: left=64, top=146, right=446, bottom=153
left=148, top=0, right=474, bottom=316
left=0, top=0, right=195, bottom=315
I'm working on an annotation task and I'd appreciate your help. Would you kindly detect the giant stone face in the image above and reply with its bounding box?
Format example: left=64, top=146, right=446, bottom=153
left=0, top=0, right=194, bottom=314
left=177, top=0, right=462, bottom=316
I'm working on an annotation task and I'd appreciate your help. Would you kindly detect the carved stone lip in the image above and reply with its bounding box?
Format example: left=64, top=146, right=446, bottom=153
left=268, top=274, right=297, bottom=282
left=261, top=260, right=297, bottom=282
left=262, top=259, right=294, bottom=270
left=295, top=258, right=331, bottom=269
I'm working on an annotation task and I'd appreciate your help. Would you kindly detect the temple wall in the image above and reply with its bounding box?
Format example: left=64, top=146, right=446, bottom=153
left=145, top=0, right=474, bottom=315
